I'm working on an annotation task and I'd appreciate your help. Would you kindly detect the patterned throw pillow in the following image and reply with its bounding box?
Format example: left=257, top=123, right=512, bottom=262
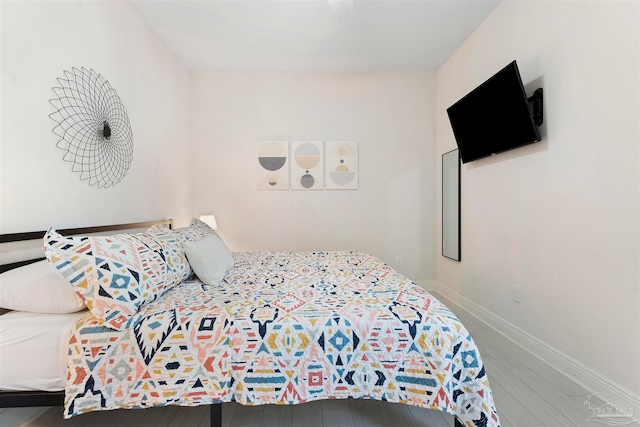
left=44, top=226, right=190, bottom=330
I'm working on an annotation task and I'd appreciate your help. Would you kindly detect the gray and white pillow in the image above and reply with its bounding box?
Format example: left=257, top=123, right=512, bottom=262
left=184, top=234, right=234, bottom=286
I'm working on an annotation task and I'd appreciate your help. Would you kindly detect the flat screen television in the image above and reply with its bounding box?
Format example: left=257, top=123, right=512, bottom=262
left=447, top=60, right=542, bottom=164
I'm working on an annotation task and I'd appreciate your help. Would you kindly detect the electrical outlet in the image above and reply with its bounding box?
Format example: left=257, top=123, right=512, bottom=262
left=395, top=256, right=403, bottom=266
left=511, top=284, right=521, bottom=303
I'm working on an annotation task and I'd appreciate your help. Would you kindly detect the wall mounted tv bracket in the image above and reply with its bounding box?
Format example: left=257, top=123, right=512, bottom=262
left=527, top=88, right=543, bottom=126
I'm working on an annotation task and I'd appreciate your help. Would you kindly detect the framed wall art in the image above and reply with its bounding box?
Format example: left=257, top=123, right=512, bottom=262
left=325, top=141, right=358, bottom=190
left=256, top=140, right=289, bottom=190
left=291, top=141, right=324, bottom=190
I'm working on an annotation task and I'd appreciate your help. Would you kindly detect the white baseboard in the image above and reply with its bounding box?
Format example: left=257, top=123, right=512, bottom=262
left=419, top=280, right=640, bottom=416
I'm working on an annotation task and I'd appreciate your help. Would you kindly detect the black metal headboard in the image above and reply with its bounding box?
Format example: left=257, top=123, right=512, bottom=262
left=0, top=219, right=173, bottom=273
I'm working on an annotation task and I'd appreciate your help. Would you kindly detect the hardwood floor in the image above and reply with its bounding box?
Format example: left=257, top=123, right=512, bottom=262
left=2, top=292, right=600, bottom=427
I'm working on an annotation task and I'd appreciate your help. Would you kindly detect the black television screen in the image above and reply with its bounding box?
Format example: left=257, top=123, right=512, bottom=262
left=447, top=61, right=541, bottom=163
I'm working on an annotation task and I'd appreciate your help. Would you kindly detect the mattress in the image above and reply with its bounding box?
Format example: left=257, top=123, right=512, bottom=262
left=0, top=310, right=89, bottom=391
left=63, top=251, right=500, bottom=426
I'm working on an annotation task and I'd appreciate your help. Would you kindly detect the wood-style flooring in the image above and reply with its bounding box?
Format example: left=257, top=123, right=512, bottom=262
left=1, top=293, right=600, bottom=427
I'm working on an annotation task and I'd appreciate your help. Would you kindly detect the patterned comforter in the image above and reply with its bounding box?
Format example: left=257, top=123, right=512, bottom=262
left=65, top=252, right=500, bottom=426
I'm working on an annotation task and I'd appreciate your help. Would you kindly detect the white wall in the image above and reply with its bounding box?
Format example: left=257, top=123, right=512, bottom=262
left=0, top=1, right=192, bottom=234
left=191, top=72, right=436, bottom=281
left=436, top=0, right=639, bottom=397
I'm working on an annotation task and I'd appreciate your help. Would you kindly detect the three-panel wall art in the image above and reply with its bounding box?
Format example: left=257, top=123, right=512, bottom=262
left=256, top=141, right=358, bottom=190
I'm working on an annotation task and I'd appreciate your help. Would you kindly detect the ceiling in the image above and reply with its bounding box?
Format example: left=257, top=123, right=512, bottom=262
left=129, top=0, right=501, bottom=72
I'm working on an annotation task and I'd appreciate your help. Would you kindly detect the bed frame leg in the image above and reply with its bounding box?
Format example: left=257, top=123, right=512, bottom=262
left=454, top=417, right=464, bottom=427
left=210, top=404, right=222, bottom=427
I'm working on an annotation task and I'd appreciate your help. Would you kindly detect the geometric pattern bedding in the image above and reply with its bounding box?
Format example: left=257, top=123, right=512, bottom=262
left=64, top=251, right=500, bottom=426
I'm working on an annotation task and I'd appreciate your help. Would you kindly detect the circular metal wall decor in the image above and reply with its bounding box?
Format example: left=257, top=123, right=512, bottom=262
left=49, top=67, right=133, bottom=188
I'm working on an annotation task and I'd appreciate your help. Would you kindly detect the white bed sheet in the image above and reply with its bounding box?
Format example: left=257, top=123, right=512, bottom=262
left=0, top=310, right=89, bottom=391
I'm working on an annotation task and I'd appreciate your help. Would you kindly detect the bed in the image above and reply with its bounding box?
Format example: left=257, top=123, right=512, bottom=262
left=0, top=219, right=500, bottom=427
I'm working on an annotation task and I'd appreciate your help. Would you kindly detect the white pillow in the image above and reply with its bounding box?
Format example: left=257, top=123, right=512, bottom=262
left=0, top=260, right=85, bottom=313
left=184, top=234, right=234, bottom=285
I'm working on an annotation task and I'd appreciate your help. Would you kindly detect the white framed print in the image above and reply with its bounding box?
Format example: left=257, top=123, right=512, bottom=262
left=291, top=141, right=324, bottom=190
left=325, top=141, right=358, bottom=190
left=256, top=140, right=290, bottom=190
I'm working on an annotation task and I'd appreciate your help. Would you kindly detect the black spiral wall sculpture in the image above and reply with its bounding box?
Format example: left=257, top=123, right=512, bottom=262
left=49, top=67, right=133, bottom=188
